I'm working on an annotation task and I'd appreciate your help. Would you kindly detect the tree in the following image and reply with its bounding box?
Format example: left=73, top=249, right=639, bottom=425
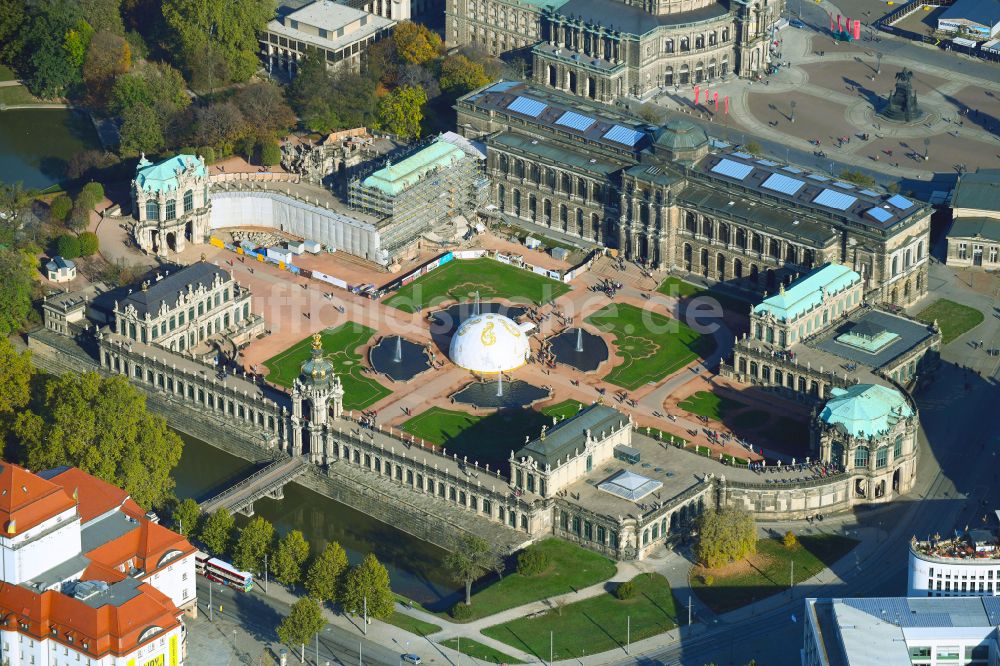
left=0, top=0, right=27, bottom=63
left=783, top=530, right=798, bottom=548
left=288, top=53, right=376, bottom=134
left=0, top=338, right=33, bottom=443
left=78, top=182, right=105, bottom=210
left=744, top=141, right=763, bottom=156
left=119, top=103, right=164, bottom=155
left=49, top=195, right=73, bottom=223
left=276, top=597, right=324, bottom=663
left=444, top=534, right=500, bottom=606
left=392, top=21, right=441, bottom=65
left=516, top=546, right=549, bottom=576
left=341, top=553, right=394, bottom=619
left=171, top=498, right=200, bottom=537
left=439, top=54, right=490, bottom=96
left=82, top=30, right=131, bottom=106
left=14, top=372, right=184, bottom=508
left=233, top=82, right=294, bottom=137
left=839, top=169, right=876, bottom=187
left=56, top=234, right=81, bottom=259
left=63, top=19, right=96, bottom=70
left=162, top=0, right=275, bottom=83
left=188, top=41, right=230, bottom=93
left=272, top=530, right=310, bottom=587
left=78, top=231, right=99, bottom=256
left=615, top=580, right=636, bottom=600
left=375, top=85, right=426, bottom=139
left=232, top=516, right=275, bottom=575
left=192, top=102, right=246, bottom=154
left=259, top=139, right=281, bottom=167
left=109, top=61, right=190, bottom=122
left=695, top=506, right=757, bottom=569
left=0, top=250, right=37, bottom=337
left=24, top=13, right=82, bottom=98
left=200, top=508, right=235, bottom=556
left=79, top=0, right=126, bottom=34
left=304, top=541, right=348, bottom=604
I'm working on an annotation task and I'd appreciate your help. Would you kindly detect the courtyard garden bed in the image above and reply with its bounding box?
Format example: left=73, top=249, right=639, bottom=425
left=384, top=258, right=570, bottom=313
left=586, top=303, right=715, bottom=389
left=262, top=323, right=392, bottom=409
left=482, top=573, right=677, bottom=659
left=914, top=298, right=984, bottom=344
left=690, top=533, right=859, bottom=614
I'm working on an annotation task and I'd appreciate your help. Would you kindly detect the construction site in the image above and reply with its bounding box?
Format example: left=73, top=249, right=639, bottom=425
left=349, top=133, right=490, bottom=259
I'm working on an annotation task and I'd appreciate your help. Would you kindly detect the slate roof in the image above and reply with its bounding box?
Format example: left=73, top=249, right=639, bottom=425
left=515, top=404, right=626, bottom=467
left=950, top=216, right=1000, bottom=242
left=952, top=168, right=1000, bottom=212
left=119, top=262, right=230, bottom=318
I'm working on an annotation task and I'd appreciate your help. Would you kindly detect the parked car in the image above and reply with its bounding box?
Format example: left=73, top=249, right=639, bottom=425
left=401, top=655, right=422, bottom=664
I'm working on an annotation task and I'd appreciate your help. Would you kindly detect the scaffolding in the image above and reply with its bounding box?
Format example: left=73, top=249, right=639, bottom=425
left=348, top=139, right=486, bottom=255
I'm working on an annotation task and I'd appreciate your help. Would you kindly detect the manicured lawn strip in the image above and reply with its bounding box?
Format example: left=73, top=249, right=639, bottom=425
left=399, top=406, right=550, bottom=467
left=657, top=276, right=756, bottom=313
left=541, top=399, right=585, bottom=420
left=384, top=258, right=570, bottom=313
left=439, top=638, right=524, bottom=664
left=444, top=539, right=617, bottom=622
left=691, top=534, right=859, bottom=614
left=0, top=85, right=42, bottom=106
left=262, top=323, right=391, bottom=410
left=384, top=611, right=441, bottom=637
left=586, top=303, right=715, bottom=390
left=676, top=391, right=739, bottom=421
left=914, top=298, right=984, bottom=344
left=656, top=276, right=702, bottom=298
left=636, top=425, right=689, bottom=446
left=482, top=573, right=677, bottom=659
left=0, top=65, right=16, bottom=81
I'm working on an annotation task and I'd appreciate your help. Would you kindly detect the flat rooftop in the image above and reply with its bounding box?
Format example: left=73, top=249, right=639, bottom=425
left=808, top=308, right=936, bottom=369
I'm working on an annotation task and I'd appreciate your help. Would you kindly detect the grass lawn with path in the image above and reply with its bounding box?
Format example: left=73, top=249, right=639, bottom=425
left=657, top=276, right=756, bottom=314
left=915, top=298, right=984, bottom=344
left=384, top=258, right=570, bottom=313
left=399, top=401, right=587, bottom=467
left=586, top=303, right=715, bottom=389
left=384, top=612, right=441, bottom=637
left=482, top=573, right=677, bottom=660
left=691, top=534, right=859, bottom=614
left=677, top=390, right=772, bottom=432
left=446, top=539, right=616, bottom=622
left=439, top=638, right=524, bottom=664
left=262, top=323, right=391, bottom=410
left=0, top=85, right=42, bottom=106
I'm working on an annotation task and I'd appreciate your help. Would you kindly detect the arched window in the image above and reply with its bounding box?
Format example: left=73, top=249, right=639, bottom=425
left=498, top=154, right=509, bottom=174
left=561, top=172, right=571, bottom=193
left=891, top=256, right=899, bottom=277
left=165, top=199, right=176, bottom=221
left=578, top=178, right=587, bottom=200
left=894, top=435, right=903, bottom=458
left=916, top=241, right=924, bottom=260
left=145, top=200, right=159, bottom=221
left=183, top=189, right=194, bottom=213
left=854, top=446, right=869, bottom=469
left=498, top=184, right=506, bottom=212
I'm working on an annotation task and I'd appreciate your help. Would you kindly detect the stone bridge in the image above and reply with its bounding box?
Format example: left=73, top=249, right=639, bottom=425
left=200, top=455, right=309, bottom=516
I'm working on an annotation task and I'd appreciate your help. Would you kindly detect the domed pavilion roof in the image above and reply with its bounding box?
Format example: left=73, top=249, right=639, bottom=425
left=655, top=119, right=709, bottom=153
left=449, top=313, right=530, bottom=374
left=819, top=384, right=913, bottom=438
left=300, top=333, right=336, bottom=385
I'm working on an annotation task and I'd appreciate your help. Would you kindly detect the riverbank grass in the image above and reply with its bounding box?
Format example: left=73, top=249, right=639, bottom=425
left=262, top=323, right=391, bottom=409
left=690, top=533, right=859, bottom=614
left=482, top=573, right=677, bottom=659
left=439, top=638, right=525, bottom=664
left=450, top=539, right=616, bottom=622
left=384, top=612, right=441, bottom=637
left=915, top=298, right=984, bottom=344
left=383, top=258, right=569, bottom=313
left=586, top=303, right=715, bottom=389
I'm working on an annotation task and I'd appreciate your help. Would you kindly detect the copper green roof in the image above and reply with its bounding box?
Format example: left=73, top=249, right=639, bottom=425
left=362, top=140, right=466, bottom=197
left=952, top=169, right=1000, bottom=212
left=135, top=154, right=207, bottom=194
left=753, top=263, right=861, bottom=323
left=655, top=119, right=709, bottom=151
left=819, top=384, right=912, bottom=438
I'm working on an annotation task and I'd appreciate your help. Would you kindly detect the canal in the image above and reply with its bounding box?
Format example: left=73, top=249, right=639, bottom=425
left=0, top=108, right=101, bottom=189
left=173, top=432, right=461, bottom=608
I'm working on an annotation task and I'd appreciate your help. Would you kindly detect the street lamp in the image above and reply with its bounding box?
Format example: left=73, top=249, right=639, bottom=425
left=876, top=52, right=883, bottom=75
left=924, top=137, right=931, bottom=160
left=790, top=100, right=797, bottom=123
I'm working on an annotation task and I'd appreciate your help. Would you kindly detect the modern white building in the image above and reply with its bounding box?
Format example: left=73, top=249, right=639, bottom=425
left=908, top=526, right=1000, bottom=598
left=803, top=596, right=1000, bottom=666
left=0, top=462, right=195, bottom=666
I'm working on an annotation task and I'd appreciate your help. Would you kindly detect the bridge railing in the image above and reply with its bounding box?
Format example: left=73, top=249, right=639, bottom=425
left=201, top=454, right=292, bottom=509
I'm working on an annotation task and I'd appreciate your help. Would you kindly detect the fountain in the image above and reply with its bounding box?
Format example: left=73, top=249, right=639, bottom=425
left=496, top=369, right=503, bottom=397
left=393, top=336, right=402, bottom=363
left=549, top=326, right=610, bottom=373
left=452, top=379, right=549, bottom=409
left=369, top=336, right=432, bottom=381
left=473, top=291, right=481, bottom=316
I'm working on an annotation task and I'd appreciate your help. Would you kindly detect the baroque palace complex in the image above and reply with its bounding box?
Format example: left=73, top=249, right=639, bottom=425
left=446, top=0, right=782, bottom=100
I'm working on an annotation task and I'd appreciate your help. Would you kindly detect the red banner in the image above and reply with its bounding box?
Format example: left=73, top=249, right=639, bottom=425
left=694, top=85, right=700, bottom=104
left=853, top=19, right=861, bottom=39
left=713, top=92, right=719, bottom=112
left=724, top=96, right=729, bottom=115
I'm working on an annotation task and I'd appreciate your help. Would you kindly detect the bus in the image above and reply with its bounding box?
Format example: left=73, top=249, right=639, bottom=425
left=195, top=551, right=253, bottom=592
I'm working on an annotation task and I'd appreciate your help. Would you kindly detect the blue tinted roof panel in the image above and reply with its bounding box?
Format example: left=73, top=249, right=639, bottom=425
left=507, top=96, right=547, bottom=117
left=732, top=151, right=754, bottom=159
left=782, top=166, right=804, bottom=174
left=761, top=173, right=806, bottom=195
left=555, top=111, right=596, bottom=132
left=602, top=125, right=645, bottom=146
left=807, top=173, right=830, bottom=182
left=833, top=181, right=856, bottom=190
left=866, top=207, right=893, bottom=222
left=860, top=189, right=881, bottom=197
left=814, top=189, right=858, bottom=210
left=711, top=159, right=754, bottom=181
left=887, top=194, right=915, bottom=210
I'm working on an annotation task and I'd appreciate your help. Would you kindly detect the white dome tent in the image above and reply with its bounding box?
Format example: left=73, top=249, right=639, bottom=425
left=448, top=313, right=532, bottom=374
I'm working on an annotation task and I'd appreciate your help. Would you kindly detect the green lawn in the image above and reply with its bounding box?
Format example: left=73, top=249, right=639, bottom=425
left=483, top=573, right=677, bottom=660
left=914, top=298, right=984, bottom=344
left=447, top=539, right=617, bottom=622
left=262, top=323, right=391, bottom=410
left=657, top=276, right=756, bottom=314
left=439, top=638, right=524, bottom=664
left=586, top=303, right=715, bottom=390
left=691, top=534, right=859, bottom=614
left=384, top=258, right=570, bottom=313
left=541, top=399, right=586, bottom=420
left=0, top=65, right=16, bottom=82
left=0, top=85, right=41, bottom=106
left=384, top=611, right=441, bottom=637
left=677, top=390, right=772, bottom=432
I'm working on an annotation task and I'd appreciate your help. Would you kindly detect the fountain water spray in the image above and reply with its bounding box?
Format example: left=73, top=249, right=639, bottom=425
left=575, top=327, right=584, bottom=353
left=393, top=336, right=402, bottom=363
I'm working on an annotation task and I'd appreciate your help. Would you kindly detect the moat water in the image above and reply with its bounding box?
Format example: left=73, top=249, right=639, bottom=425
left=172, top=432, right=461, bottom=607
left=0, top=109, right=101, bottom=189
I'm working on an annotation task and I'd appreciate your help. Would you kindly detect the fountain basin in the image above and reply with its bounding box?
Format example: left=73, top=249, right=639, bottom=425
left=548, top=327, right=609, bottom=372
left=451, top=380, right=550, bottom=409
left=369, top=336, right=432, bottom=381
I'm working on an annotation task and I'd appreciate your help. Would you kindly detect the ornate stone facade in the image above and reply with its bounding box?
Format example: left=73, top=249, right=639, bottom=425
left=131, top=154, right=211, bottom=256
left=448, top=0, right=778, bottom=101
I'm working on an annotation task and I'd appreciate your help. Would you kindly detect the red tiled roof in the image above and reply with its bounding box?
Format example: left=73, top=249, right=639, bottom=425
left=0, top=463, right=76, bottom=535
left=44, top=467, right=130, bottom=524
left=87, top=520, right=195, bottom=576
